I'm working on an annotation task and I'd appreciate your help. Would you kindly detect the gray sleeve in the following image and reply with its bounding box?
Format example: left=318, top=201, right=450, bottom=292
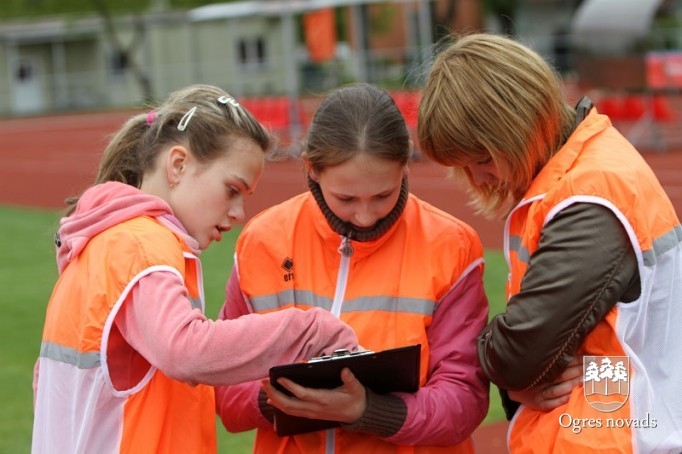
left=478, top=202, right=640, bottom=391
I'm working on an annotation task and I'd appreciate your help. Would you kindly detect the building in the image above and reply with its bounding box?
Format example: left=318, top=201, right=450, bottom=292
left=2, top=0, right=676, bottom=118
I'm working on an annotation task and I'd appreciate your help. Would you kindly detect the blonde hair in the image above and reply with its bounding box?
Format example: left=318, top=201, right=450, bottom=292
left=67, top=84, right=271, bottom=213
left=418, top=33, right=575, bottom=218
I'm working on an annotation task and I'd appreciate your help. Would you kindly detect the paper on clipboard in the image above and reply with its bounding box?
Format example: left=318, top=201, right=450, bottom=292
left=268, top=344, right=421, bottom=436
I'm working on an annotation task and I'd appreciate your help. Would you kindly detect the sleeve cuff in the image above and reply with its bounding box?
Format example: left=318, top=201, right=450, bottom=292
left=342, top=389, right=407, bottom=438
left=258, top=387, right=275, bottom=424
left=499, top=388, right=520, bottom=421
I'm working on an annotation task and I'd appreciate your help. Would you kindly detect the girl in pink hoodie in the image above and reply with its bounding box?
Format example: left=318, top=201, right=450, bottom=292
left=32, top=84, right=357, bottom=454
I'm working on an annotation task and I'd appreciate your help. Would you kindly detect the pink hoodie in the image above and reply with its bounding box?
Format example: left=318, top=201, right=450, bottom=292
left=55, top=181, right=179, bottom=273
left=37, top=182, right=357, bottom=392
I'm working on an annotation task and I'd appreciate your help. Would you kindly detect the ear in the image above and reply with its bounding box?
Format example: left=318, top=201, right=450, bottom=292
left=166, top=145, right=189, bottom=187
left=303, top=157, right=319, bottom=182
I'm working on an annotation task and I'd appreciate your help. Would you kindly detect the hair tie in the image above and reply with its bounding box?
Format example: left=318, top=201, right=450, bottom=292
left=146, top=110, right=157, bottom=126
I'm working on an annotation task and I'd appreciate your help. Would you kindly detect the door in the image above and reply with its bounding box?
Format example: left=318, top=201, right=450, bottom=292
left=12, top=57, right=45, bottom=114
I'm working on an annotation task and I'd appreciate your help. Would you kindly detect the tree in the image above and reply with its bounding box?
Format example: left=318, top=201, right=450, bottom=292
left=91, top=0, right=155, bottom=101
left=1, top=0, right=236, bottom=102
left=0, top=0, right=226, bottom=18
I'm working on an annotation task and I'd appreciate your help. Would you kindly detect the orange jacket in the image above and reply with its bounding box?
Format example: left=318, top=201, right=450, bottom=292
left=218, top=192, right=489, bottom=454
left=33, top=217, right=215, bottom=453
left=505, top=110, right=682, bottom=452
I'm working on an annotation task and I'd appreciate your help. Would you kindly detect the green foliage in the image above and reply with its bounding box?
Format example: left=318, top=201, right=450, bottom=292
left=197, top=228, right=256, bottom=451
left=0, top=0, right=144, bottom=18
left=482, top=250, right=508, bottom=424
left=0, top=205, right=60, bottom=453
left=169, top=0, right=239, bottom=9
left=0, top=203, right=254, bottom=453
left=0, top=204, right=507, bottom=453
left=0, top=0, right=238, bottom=19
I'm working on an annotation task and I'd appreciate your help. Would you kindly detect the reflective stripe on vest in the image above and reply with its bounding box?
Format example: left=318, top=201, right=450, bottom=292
left=506, top=111, right=682, bottom=453
left=236, top=193, right=482, bottom=454
left=32, top=217, right=216, bottom=454
left=250, top=290, right=436, bottom=316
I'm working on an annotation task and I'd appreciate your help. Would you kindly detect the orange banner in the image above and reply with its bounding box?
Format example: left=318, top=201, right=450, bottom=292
left=303, top=8, right=337, bottom=63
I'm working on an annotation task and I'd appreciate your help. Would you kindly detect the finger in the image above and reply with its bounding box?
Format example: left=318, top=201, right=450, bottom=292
left=556, top=374, right=584, bottom=397
left=542, top=374, right=581, bottom=400
left=555, top=362, right=584, bottom=382
left=275, top=377, right=309, bottom=399
left=260, top=379, right=272, bottom=398
left=339, top=368, right=367, bottom=421
left=507, top=389, right=522, bottom=402
left=565, top=356, right=581, bottom=366
left=542, top=384, right=566, bottom=400
left=340, top=368, right=362, bottom=392
left=264, top=384, right=305, bottom=412
left=266, top=380, right=300, bottom=405
left=537, top=393, right=571, bottom=411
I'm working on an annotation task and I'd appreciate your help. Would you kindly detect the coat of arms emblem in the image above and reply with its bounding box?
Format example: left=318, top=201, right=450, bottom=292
left=583, top=356, right=630, bottom=412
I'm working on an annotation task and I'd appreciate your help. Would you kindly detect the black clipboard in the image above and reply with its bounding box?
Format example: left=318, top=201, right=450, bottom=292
left=268, top=344, right=421, bottom=437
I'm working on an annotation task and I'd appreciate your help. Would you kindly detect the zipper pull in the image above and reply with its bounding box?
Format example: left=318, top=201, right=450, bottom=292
left=338, top=236, right=354, bottom=257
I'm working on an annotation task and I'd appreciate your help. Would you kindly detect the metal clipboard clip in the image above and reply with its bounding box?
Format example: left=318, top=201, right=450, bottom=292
left=308, top=348, right=375, bottom=363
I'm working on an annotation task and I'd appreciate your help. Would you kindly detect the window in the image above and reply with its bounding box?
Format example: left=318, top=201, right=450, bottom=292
left=110, top=50, right=129, bottom=76
left=237, top=36, right=267, bottom=70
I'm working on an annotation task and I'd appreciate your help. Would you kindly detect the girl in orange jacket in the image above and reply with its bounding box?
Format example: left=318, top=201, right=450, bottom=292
left=419, top=33, right=682, bottom=453
left=31, top=84, right=357, bottom=454
left=215, top=83, right=490, bottom=453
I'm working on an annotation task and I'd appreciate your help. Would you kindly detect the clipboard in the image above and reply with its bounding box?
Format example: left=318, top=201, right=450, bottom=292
left=268, top=344, right=421, bottom=436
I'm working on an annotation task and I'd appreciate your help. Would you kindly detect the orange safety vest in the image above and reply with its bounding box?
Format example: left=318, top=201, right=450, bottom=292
left=236, top=192, right=484, bottom=454
left=32, top=217, right=216, bottom=454
left=505, top=110, right=682, bottom=453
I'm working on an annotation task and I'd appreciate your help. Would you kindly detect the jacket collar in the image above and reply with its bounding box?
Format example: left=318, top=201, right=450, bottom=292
left=523, top=102, right=612, bottom=201
left=305, top=192, right=409, bottom=260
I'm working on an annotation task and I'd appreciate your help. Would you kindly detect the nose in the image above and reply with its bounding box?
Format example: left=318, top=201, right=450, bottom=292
left=468, top=166, right=492, bottom=187
left=352, top=204, right=377, bottom=228
left=227, top=200, right=246, bottom=224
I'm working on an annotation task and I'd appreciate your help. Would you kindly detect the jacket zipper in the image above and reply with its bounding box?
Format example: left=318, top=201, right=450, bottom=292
left=326, top=235, right=354, bottom=452
left=330, top=236, right=353, bottom=318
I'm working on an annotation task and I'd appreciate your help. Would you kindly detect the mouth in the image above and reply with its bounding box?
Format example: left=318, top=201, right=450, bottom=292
left=214, top=226, right=230, bottom=242
left=349, top=223, right=375, bottom=232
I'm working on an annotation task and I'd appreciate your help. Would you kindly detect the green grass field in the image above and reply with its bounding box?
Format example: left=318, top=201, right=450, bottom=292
left=0, top=204, right=507, bottom=453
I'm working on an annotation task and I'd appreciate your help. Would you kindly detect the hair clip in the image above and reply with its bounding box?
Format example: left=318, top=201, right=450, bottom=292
left=146, top=110, right=157, bottom=126
left=218, top=95, right=241, bottom=108
left=177, top=106, right=197, bottom=131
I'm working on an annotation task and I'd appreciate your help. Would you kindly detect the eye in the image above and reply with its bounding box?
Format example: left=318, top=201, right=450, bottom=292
left=373, top=192, right=393, bottom=200
left=475, top=157, right=493, bottom=165
left=226, top=186, right=240, bottom=198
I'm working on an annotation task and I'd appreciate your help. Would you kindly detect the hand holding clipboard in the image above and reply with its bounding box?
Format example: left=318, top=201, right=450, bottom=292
left=267, top=344, right=421, bottom=436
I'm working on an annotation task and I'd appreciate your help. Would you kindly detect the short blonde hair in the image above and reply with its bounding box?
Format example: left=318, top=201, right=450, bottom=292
left=418, top=33, right=575, bottom=218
